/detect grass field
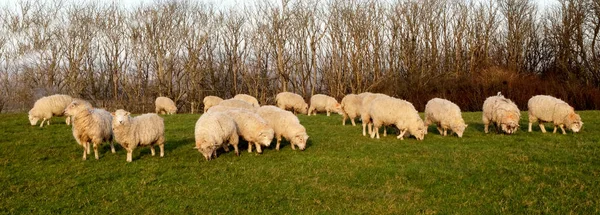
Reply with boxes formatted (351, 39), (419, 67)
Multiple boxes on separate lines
(1, 111), (599, 214)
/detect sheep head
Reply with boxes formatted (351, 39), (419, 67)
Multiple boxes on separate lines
(112, 109), (132, 127)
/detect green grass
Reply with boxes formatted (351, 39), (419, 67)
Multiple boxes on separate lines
(1, 111), (599, 214)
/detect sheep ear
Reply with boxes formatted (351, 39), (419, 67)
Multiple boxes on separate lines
(126, 112), (131, 116)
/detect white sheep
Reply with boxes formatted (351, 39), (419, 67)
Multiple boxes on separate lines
(224, 109), (274, 154)
(275, 92), (308, 115)
(341, 94), (362, 126)
(256, 106), (309, 151)
(64, 98), (93, 126)
(28, 94), (73, 127)
(424, 98), (468, 137)
(205, 105), (250, 114)
(233, 94), (260, 108)
(203, 96), (224, 113)
(155, 97), (177, 115)
(64, 101), (115, 160)
(194, 112), (239, 160)
(359, 93), (390, 136)
(112, 109), (165, 162)
(369, 97), (425, 140)
(527, 95), (583, 134)
(308, 94), (343, 116)
(482, 92), (521, 134)
(217, 99), (256, 110)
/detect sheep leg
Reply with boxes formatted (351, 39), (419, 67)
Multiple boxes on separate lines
(126, 149), (133, 162)
(109, 141), (116, 153)
(397, 129), (407, 140)
(484, 123), (489, 134)
(436, 126), (443, 135)
(362, 123), (368, 136)
(40, 119), (46, 128)
(383, 126), (387, 137)
(539, 123), (547, 133)
(254, 143), (262, 154)
(82, 143), (88, 160)
(93, 143), (99, 160)
(248, 143), (253, 153)
(291, 142), (296, 150)
(443, 129), (447, 136)
(326, 110), (331, 116)
(342, 114), (347, 125)
(233, 144), (240, 156)
(553, 126), (557, 134)
(368, 123), (373, 136)
(559, 125), (566, 135)
(276, 135), (282, 151)
(159, 144), (164, 157)
(370, 125), (378, 139)
(351, 118), (356, 126)
(87, 142), (91, 154)
(66, 117), (71, 126)
(150, 146), (156, 156)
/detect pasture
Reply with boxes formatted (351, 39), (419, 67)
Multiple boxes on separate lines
(1, 111), (599, 214)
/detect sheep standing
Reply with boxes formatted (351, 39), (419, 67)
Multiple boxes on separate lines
(155, 97), (177, 115)
(341, 94), (362, 126)
(527, 95), (583, 134)
(217, 99), (256, 110)
(203, 96), (224, 113)
(482, 92), (521, 134)
(369, 97), (425, 140)
(233, 94), (260, 108)
(225, 109), (274, 154)
(256, 106), (309, 151)
(359, 93), (390, 136)
(28, 94), (73, 127)
(194, 112), (239, 160)
(308, 94), (343, 116)
(64, 101), (115, 160)
(424, 98), (468, 137)
(112, 109), (165, 162)
(275, 92), (308, 115)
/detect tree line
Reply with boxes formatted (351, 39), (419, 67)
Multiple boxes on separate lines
(1, 0), (599, 113)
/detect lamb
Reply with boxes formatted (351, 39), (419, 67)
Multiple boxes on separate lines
(155, 97), (177, 115)
(369, 97), (426, 140)
(112, 109), (165, 162)
(308, 94), (343, 116)
(203, 96), (224, 113)
(64, 101), (115, 160)
(360, 93), (390, 136)
(28, 94), (73, 127)
(194, 112), (239, 160)
(233, 94), (260, 108)
(256, 106), (309, 151)
(224, 109), (274, 154)
(424, 98), (468, 137)
(482, 92), (521, 134)
(527, 95), (583, 134)
(341, 94), (362, 126)
(275, 92), (308, 115)
(217, 99), (256, 110)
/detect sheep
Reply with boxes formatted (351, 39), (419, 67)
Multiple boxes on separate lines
(155, 97), (177, 115)
(64, 98), (93, 126)
(424, 98), (468, 137)
(275, 92), (308, 115)
(527, 95), (583, 134)
(194, 112), (239, 160)
(360, 93), (390, 136)
(369, 97), (425, 140)
(28, 94), (73, 127)
(64, 101), (115, 160)
(341, 94), (362, 126)
(206, 105), (250, 114)
(217, 99), (256, 111)
(256, 105), (309, 151)
(233, 94), (260, 108)
(224, 109), (274, 154)
(308, 94), (343, 116)
(112, 109), (165, 162)
(482, 92), (521, 134)
(203, 96), (224, 113)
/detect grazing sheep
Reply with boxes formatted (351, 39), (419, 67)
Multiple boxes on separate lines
(155, 97), (177, 115)
(203, 96), (224, 113)
(64, 101), (115, 160)
(275, 92), (308, 115)
(194, 112), (239, 160)
(369, 97), (425, 140)
(256, 106), (309, 151)
(308, 94), (343, 116)
(28, 94), (73, 127)
(225, 109), (274, 154)
(233, 94), (260, 108)
(424, 98), (468, 137)
(527, 95), (583, 134)
(206, 105), (249, 114)
(112, 109), (165, 162)
(482, 92), (521, 134)
(360, 93), (390, 136)
(217, 99), (256, 110)
(341, 94), (362, 126)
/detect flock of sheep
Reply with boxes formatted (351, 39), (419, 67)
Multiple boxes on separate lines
(27, 92), (583, 162)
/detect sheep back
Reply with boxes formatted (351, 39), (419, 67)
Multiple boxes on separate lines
(275, 92), (308, 115)
(233, 94), (260, 107)
(218, 99), (256, 110)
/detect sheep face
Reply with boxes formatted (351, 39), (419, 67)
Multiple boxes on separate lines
(501, 121), (519, 134)
(195, 138), (215, 161)
(257, 129), (274, 147)
(451, 122), (468, 138)
(298, 104), (309, 115)
(112, 109), (132, 126)
(64, 101), (85, 117)
(332, 103), (344, 115)
(28, 113), (39, 125)
(568, 113), (583, 133)
(291, 133), (309, 151)
(168, 107), (177, 114)
(408, 123), (426, 141)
